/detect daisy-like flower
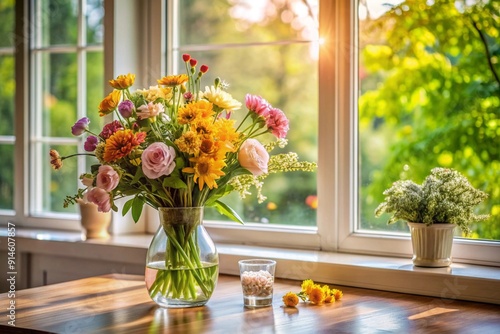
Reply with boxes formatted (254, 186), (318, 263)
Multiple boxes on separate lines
(178, 102), (202, 125)
(214, 118), (240, 144)
(137, 102), (165, 120)
(109, 73), (135, 90)
(183, 155), (226, 190)
(157, 74), (189, 87)
(175, 131), (201, 156)
(103, 129), (147, 163)
(283, 292), (299, 307)
(98, 90), (122, 116)
(191, 118), (215, 137)
(201, 86), (242, 112)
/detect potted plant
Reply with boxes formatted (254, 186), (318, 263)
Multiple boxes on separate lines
(375, 167), (489, 267)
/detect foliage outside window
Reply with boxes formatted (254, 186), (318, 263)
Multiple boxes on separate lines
(359, 0), (499, 240)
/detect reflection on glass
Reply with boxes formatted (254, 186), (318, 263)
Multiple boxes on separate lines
(358, 1), (499, 240)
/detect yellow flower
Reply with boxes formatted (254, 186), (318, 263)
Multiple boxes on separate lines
(201, 86), (242, 111)
(308, 285), (325, 305)
(301, 279), (315, 295)
(214, 118), (240, 144)
(183, 155), (225, 190)
(109, 73), (135, 90)
(322, 285), (335, 303)
(158, 74), (189, 87)
(331, 289), (343, 301)
(98, 90), (122, 116)
(191, 118), (215, 137)
(175, 131), (201, 155)
(136, 85), (172, 102)
(282, 292), (299, 307)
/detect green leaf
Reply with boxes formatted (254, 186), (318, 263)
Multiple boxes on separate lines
(122, 198), (135, 216)
(211, 200), (245, 224)
(131, 167), (145, 185)
(163, 176), (187, 189)
(131, 196), (145, 223)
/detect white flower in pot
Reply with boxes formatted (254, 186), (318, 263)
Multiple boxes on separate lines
(375, 167), (489, 267)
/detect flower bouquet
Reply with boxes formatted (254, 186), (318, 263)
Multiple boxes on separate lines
(50, 54), (316, 307)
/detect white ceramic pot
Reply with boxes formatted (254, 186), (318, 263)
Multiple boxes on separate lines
(407, 222), (456, 267)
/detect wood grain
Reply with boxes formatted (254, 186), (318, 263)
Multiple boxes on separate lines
(1, 274), (499, 333)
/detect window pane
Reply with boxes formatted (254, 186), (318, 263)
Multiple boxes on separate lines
(0, 55), (15, 136)
(178, 0), (318, 45)
(86, 0), (104, 45)
(44, 144), (79, 213)
(86, 51), (104, 126)
(358, 0), (500, 240)
(39, 0), (78, 46)
(176, 1), (318, 226)
(41, 52), (77, 137)
(0, 0), (15, 47)
(0, 144), (14, 210)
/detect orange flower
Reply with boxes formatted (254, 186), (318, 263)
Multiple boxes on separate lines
(49, 149), (63, 170)
(157, 74), (189, 87)
(331, 289), (343, 301)
(282, 292), (299, 307)
(109, 73), (135, 90)
(98, 90), (121, 116)
(103, 129), (146, 163)
(308, 285), (325, 305)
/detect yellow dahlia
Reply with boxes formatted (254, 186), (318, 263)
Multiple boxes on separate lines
(301, 279), (315, 295)
(103, 129), (146, 163)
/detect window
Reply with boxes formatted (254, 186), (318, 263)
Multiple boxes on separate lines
(2, 0), (498, 267)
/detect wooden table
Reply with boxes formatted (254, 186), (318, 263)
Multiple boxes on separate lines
(1, 274), (499, 333)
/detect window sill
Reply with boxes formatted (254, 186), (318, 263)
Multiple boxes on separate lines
(2, 228), (499, 305)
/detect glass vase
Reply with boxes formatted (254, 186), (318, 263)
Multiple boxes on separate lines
(145, 207), (219, 308)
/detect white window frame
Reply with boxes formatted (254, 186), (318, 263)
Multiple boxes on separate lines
(2, 0), (498, 267)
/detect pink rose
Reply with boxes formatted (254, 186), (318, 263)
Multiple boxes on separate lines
(87, 187), (111, 212)
(238, 138), (269, 176)
(137, 102), (165, 120)
(141, 142), (176, 179)
(96, 165), (119, 192)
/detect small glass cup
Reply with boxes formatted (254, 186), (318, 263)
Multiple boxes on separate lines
(238, 259), (276, 308)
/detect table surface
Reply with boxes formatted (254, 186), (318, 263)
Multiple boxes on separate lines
(1, 274), (500, 334)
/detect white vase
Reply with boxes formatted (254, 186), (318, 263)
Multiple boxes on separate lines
(407, 222), (456, 267)
(78, 201), (111, 239)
